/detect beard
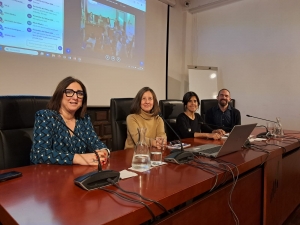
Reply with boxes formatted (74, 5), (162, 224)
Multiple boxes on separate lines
(218, 99), (228, 107)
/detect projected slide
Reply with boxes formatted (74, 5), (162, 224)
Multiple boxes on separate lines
(0, 0), (64, 55)
(0, 0), (146, 70)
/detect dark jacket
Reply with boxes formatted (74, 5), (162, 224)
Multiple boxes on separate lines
(205, 105), (241, 133)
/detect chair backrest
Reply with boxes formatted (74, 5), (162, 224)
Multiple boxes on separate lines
(159, 99), (184, 142)
(110, 98), (133, 151)
(0, 96), (51, 170)
(200, 99), (235, 121)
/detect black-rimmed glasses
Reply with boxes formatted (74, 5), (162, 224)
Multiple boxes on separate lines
(64, 89), (85, 99)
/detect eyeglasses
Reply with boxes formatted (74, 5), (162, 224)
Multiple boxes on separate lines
(64, 89), (85, 99)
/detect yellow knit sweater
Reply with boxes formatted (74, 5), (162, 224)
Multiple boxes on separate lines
(124, 110), (166, 149)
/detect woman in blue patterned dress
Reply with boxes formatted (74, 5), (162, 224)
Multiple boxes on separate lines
(30, 76), (110, 166)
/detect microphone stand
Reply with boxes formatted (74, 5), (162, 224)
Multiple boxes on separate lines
(246, 114), (276, 138)
(246, 115), (277, 123)
(51, 111), (120, 190)
(159, 114), (194, 164)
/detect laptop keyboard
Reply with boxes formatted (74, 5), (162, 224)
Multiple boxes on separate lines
(200, 146), (221, 154)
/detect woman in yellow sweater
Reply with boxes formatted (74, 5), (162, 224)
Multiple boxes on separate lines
(125, 87), (166, 149)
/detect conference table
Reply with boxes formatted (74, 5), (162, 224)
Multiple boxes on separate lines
(0, 128), (300, 225)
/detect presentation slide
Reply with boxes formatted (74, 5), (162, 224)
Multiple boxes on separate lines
(0, 0), (146, 70)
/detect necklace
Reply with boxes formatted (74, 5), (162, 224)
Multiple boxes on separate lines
(185, 112), (195, 120)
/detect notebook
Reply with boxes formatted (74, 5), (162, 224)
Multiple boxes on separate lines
(184, 123), (257, 158)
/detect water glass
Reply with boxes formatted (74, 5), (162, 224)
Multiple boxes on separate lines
(149, 138), (162, 166)
(273, 123), (282, 138)
(266, 122), (275, 137)
(156, 137), (166, 151)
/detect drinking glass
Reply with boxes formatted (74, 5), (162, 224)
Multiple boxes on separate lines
(149, 138), (162, 166)
(131, 128), (151, 170)
(266, 122), (275, 137)
(155, 137), (166, 151)
(273, 123), (282, 138)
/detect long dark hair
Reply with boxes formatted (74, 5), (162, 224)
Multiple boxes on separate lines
(182, 91), (200, 110)
(47, 76), (87, 118)
(130, 87), (160, 116)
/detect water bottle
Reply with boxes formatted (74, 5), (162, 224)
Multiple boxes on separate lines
(131, 127), (151, 170)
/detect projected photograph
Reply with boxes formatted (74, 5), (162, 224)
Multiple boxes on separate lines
(81, 0), (135, 61)
(0, 0), (146, 70)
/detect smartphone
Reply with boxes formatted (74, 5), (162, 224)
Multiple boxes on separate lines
(0, 171), (22, 182)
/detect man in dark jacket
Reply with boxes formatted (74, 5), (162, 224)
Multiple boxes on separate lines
(205, 89), (241, 133)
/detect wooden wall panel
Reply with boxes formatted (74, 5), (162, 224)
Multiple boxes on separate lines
(87, 107), (112, 149)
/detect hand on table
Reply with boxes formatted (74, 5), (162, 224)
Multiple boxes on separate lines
(73, 149), (109, 166)
(212, 129), (226, 136)
(207, 133), (222, 140)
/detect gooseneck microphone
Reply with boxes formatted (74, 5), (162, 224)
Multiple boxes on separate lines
(51, 111), (120, 191)
(158, 113), (194, 164)
(246, 114), (278, 138)
(246, 115), (277, 123)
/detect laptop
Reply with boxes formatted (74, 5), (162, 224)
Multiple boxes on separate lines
(184, 123), (257, 158)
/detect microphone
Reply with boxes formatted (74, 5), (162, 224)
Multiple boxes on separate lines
(255, 125), (269, 138)
(158, 113), (194, 164)
(51, 111), (120, 191)
(246, 115), (277, 123)
(246, 114), (276, 138)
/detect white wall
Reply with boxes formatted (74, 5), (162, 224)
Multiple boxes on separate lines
(182, 0), (300, 130)
(167, 4), (187, 99)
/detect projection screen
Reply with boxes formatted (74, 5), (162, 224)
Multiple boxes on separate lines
(0, 0), (167, 106)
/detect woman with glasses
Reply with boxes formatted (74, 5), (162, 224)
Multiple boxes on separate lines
(30, 76), (110, 166)
(176, 91), (224, 140)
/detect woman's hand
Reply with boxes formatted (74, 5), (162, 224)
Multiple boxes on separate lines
(95, 149), (109, 165)
(212, 129), (226, 136)
(73, 149), (109, 166)
(206, 133), (221, 140)
(155, 137), (167, 150)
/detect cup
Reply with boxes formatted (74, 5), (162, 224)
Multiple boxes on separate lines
(273, 123), (282, 138)
(155, 137), (166, 151)
(266, 122), (275, 137)
(149, 138), (163, 166)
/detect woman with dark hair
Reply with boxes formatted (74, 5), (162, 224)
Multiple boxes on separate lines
(125, 87), (166, 149)
(30, 76), (109, 165)
(176, 91), (224, 139)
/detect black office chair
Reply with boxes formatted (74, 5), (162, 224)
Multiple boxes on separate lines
(110, 98), (133, 151)
(0, 96), (50, 170)
(200, 99), (235, 121)
(159, 100), (184, 142)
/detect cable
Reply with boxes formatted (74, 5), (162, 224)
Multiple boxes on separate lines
(251, 141), (287, 154)
(107, 178), (170, 215)
(99, 187), (156, 222)
(186, 159), (219, 191)
(264, 142), (287, 153)
(280, 135), (300, 142)
(187, 156), (240, 225)
(191, 156), (232, 190)
(99, 178), (171, 224)
(249, 144), (271, 165)
(212, 159), (240, 225)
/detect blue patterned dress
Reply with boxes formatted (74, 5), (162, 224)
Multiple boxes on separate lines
(30, 109), (107, 165)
